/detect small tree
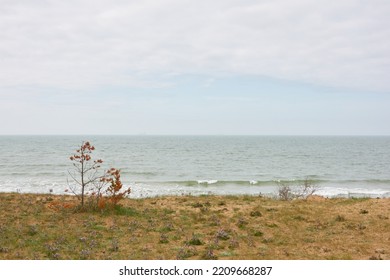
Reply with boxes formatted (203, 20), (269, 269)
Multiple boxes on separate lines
(68, 141), (103, 207)
(98, 168), (131, 209)
(68, 141), (131, 210)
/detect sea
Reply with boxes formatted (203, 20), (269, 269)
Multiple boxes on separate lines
(0, 136), (389, 198)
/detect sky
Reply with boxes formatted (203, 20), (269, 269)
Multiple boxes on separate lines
(1, 0), (390, 135)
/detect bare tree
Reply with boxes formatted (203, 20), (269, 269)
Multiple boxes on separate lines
(277, 182), (294, 201)
(297, 177), (318, 199)
(68, 141), (103, 207)
(277, 177), (318, 200)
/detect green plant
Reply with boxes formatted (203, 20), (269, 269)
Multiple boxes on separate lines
(191, 202), (203, 208)
(254, 230), (264, 237)
(335, 215), (346, 222)
(202, 248), (218, 260)
(187, 234), (203, 246)
(250, 210), (262, 217)
(111, 239), (120, 251)
(237, 217), (248, 228)
(215, 229), (230, 240)
(159, 234), (169, 244)
(176, 245), (197, 260)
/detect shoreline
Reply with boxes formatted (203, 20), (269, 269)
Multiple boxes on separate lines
(1, 182), (390, 199)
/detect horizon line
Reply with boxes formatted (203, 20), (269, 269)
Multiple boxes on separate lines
(1, 134), (390, 137)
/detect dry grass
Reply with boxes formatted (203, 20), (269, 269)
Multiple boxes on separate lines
(0, 193), (389, 260)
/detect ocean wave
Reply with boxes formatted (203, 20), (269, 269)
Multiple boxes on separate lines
(160, 180), (270, 186)
(121, 171), (159, 176)
(131, 178), (390, 187)
(197, 180), (218, 185)
(2, 177), (390, 198)
(317, 187), (390, 199)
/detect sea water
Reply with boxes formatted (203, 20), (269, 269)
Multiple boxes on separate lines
(0, 136), (389, 198)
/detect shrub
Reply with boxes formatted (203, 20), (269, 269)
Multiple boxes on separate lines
(237, 217), (248, 228)
(202, 248), (218, 260)
(277, 183), (294, 201)
(159, 234), (169, 244)
(277, 178), (318, 200)
(187, 234), (203, 246)
(176, 246), (197, 260)
(298, 178), (318, 199)
(250, 210), (262, 217)
(68, 141), (130, 210)
(215, 229), (230, 240)
(98, 168), (131, 210)
(335, 215), (346, 222)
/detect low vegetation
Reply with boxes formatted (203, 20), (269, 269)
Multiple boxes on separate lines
(68, 141), (130, 210)
(0, 193), (389, 260)
(277, 177), (318, 201)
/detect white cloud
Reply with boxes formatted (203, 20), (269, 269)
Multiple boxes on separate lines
(0, 0), (390, 92)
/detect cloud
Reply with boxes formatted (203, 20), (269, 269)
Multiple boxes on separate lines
(0, 0), (390, 92)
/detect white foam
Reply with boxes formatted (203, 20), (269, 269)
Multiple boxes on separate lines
(316, 186), (390, 198)
(197, 180), (218, 185)
(2, 178), (390, 199)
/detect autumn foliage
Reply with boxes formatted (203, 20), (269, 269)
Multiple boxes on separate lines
(97, 168), (131, 210)
(68, 141), (130, 210)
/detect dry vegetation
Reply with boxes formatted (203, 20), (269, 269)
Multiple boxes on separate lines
(0, 193), (389, 260)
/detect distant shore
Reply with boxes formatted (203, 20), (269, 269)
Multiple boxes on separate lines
(0, 192), (389, 260)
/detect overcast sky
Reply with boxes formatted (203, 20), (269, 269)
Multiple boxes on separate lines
(1, 0), (390, 135)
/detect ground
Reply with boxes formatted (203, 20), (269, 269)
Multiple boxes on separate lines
(0, 193), (389, 260)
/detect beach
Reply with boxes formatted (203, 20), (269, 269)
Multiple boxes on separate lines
(1, 193), (389, 260)
(1, 136), (389, 260)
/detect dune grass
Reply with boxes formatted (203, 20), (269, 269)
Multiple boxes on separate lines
(0, 193), (389, 260)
